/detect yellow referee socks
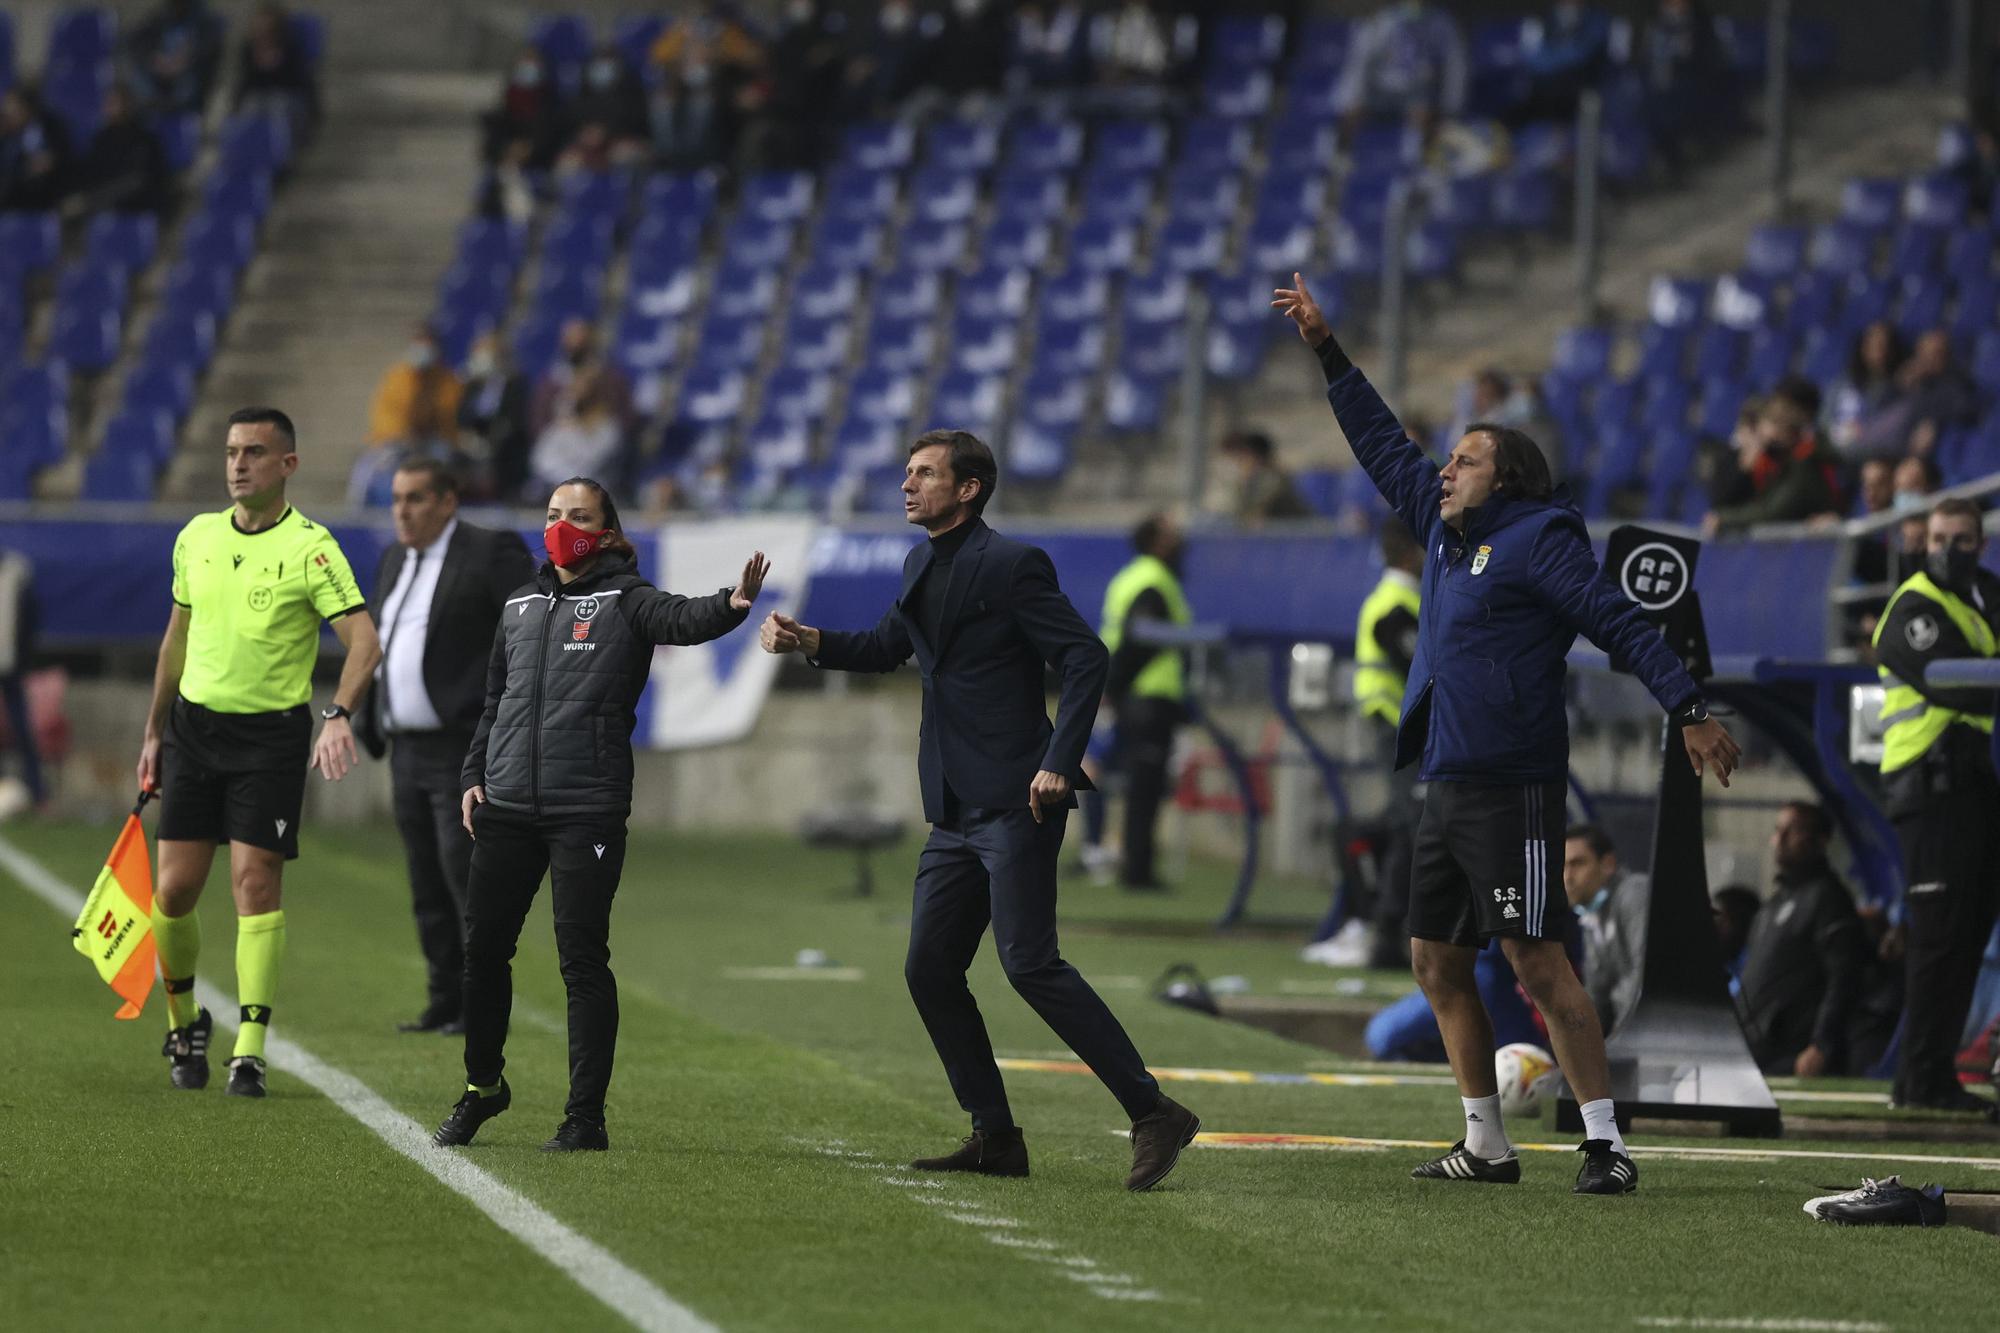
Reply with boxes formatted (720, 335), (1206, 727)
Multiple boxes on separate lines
(151, 904), (202, 1030)
(231, 910), (286, 1061)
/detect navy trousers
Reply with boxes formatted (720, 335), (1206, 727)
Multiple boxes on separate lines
(904, 804), (1162, 1130)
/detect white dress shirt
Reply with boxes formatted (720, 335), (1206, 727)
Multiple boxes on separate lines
(377, 517), (457, 733)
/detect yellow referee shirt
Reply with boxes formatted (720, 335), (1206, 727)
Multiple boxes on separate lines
(171, 507), (365, 714)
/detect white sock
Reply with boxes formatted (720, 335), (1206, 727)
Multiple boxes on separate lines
(1580, 1098), (1628, 1154)
(1461, 1094), (1510, 1159)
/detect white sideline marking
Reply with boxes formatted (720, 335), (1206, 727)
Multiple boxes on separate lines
(0, 835), (715, 1333)
(719, 965), (865, 982)
(804, 1143), (1165, 1302)
(1632, 1312), (1880, 1320)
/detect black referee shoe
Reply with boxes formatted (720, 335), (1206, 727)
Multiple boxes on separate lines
(542, 1115), (609, 1152)
(1412, 1141), (1521, 1183)
(1573, 1140), (1638, 1195)
(162, 1007), (213, 1091)
(224, 1055), (267, 1098)
(433, 1079), (511, 1146)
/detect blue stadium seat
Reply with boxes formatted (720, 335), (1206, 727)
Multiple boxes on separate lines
(1796, 326), (1845, 388)
(823, 166), (899, 222)
(1694, 376), (1748, 440)
(944, 314), (1019, 376)
(1102, 369), (1167, 434)
(1006, 419), (1076, 484)
(1202, 65), (1272, 118)
(780, 311), (851, 375)
(154, 111), (201, 175)
(760, 369), (835, 424)
(1840, 178), (1901, 232)
(1005, 119), (1084, 173)
(529, 15), (592, 92)
(1040, 267), (1108, 321)
(740, 410), (813, 474)
(1492, 168), (1556, 231)
(923, 119), (1000, 171)
(1331, 218), (1384, 284)
(845, 367), (919, 424)
(1886, 222), (1946, 282)
(982, 216), (1052, 269)
(556, 169), (630, 223)
(895, 218), (969, 271)
(1512, 123), (1574, 175)
(1895, 276), (1950, 339)
(829, 414), (904, 473)
(0, 212), (61, 277)
(82, 446), (159, 501)
(1691, 324), (1744, 381)
(1404, 220), (1459, 283)
(1782, 270), (1840, 337)
(674, 365), (748, 428)
(637, 171), (719, 231)
(739, 171), (816, 224)
(1243, 215), (1315, 272)
(931, 369), (1005, 434)
(809, 216), (883, 270)
(1177, 116), (1252, 175)
(538, 213), (615, 270)
(1158, 217), (1226, 276)
(1427, 173), (1494, 232)
(692, 311), (765, 371)
(905, 168), (981, 225)
(1208, 14), (1285, 70)
(529, 265), (604, 322)
(1163, 165), (1240, 225)
(611, 310), (681, 376)
(957, 265), (1032, 321)
(1265, 110), (1337, 175)
(1078, 171), (1154, 227)
(1120, 317), (1185, 382)
(1807, 221), (1873, 274)
(1743, 224), (1806, 279)
(1903, 174), (1969, 228)
(790, 263), (862, 322)
(1950, 274), (1995, 347)
(626, 253), (698, 320)
(1124, 269), (1188, 324)
(1711, 272), (1775, 331)
(868, 322), (936, 378)
(1066, 219), (1136, 273)
(1550, 326), (1614, 383)
(873, 267), (944, 322)
(1944, 223), (1995, 288)
(1033, 315), (1105, 372)
(1971, 330), (2000, 396)
(991, 169), (1069, 224)
(1205, 319), (1268, 383)
(1288, 18), (1352, 84)
(121, 360), (195, 420)
(839, 120), (915, 173)
(1091, 120), (1168, 174)
(141, 304), (217, 374)
(719, 216), (796, 269)
(1647, 276), (1708, 329)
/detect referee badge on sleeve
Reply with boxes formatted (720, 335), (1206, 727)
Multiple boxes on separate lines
(1471, 544), (1492, 575)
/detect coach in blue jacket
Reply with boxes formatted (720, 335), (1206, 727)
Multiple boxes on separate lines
(1275, 276), (1740, 1196)
(758, 429), (1200, 1192)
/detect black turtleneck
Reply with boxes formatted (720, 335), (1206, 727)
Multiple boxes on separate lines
(917, 519), (976, 649)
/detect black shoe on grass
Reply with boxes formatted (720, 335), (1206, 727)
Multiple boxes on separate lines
(162, 1007), (213, 1091)
(1127, 1096), (1200, 1191)
(224, 1055), (266, 1098)
(1809, 1176), (1946, 1227)
(1892, 1085), (1995, 1116)
(541, 1115), (609, 1152)
(1573, 1140), (1637, 1195)
(911, 1129), (1029, 1177)
(433, 1079), (511, 1146)
(1412, 1141), (1521, 1184)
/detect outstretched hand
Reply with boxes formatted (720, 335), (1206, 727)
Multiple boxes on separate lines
(1271, 272), (1331, 346)
(760, 611), (818, 657)
(1683, 717), (1741, 788)
(731, 551), (770, 611)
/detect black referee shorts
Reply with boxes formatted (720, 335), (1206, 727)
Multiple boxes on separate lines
(1407, 777), (1566, 947)
(157, 698), (311, 860)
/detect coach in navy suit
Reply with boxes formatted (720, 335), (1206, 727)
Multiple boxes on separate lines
(760, 430), (1199, 1191)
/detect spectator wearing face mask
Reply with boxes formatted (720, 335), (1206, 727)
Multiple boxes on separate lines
(531, 319), (633, 440)
(564, 44), (649, 168)
(735, 0), (846, 172)
(649, 2), (766, 76)
(456, 333), (531, 502)
(123, 0), (225, 116)
(1335, 0), (1467, 148)
(1506, 1), (1613, 128)
(648, 44), (741, 172)
(231, 1), (320, 132)
(351, 328), (468, 507)
(0, 85), (73, 211)
(482, 46), (565, 169)
(529, 370), (631, 494)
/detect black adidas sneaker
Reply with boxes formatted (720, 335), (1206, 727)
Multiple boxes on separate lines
(1412, 1141), (1521, 1183)
(225, 1055), (267, 1098)
(162, 1007), (213, 1091)
(1573, 1140), (1638, 1195)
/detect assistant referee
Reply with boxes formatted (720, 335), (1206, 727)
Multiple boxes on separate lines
(138, 408), (381, 1098)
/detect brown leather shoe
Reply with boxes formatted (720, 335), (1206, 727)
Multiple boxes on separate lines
(910, 1129), (1029, 1177)
(1126, 1096), (1200, 1191)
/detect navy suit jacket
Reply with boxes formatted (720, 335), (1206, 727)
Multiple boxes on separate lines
(810, 518), (1107, 823)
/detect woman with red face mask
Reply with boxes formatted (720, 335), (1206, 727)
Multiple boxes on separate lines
(432, 476), (768, 1151)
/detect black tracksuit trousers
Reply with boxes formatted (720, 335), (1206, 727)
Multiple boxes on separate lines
(462, 801), (628, 1120)
(1894, 788), (2000, 1100)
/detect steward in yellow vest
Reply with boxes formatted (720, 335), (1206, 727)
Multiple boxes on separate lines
(1098, 515), (1192, 890)
(1870, 497), (2000, 1114)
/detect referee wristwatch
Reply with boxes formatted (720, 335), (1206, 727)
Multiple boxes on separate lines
(321, 703), (353, 722)
(1674, 700), (1709, 727)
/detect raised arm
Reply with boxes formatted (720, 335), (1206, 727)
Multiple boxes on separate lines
(1272, 274), (1443, 541)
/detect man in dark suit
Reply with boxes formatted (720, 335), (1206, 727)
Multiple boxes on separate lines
(759, 429), (1200, 1191)
(358, 458), (534, 1033)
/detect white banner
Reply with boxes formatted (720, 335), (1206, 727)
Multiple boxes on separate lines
(643, 517), (817, 750)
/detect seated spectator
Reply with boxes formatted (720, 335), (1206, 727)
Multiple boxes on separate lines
(457, 333), (531, 502)
(1737, 802), (1866, 1077)
(232, 2), (321, 131)
(531, 319), (633, 436)
(650, 3), (765, 82)
(1008, 2), (1092, 92)
(0, 85), (73, 211)
(123, 0), (225, 116)
(735, 0), (846, 172)
(648, 48), (742, 172)
(562, 44), (649, 168)
(66, 84), (169, 216)
(1641, 0), (1727, 171)
(368, 326), (463, 451)
(1335, 0), (1467, 146)
(1698, 395), (1764, 510)
(1221, 429), (1313, 526)
(481, 46), (565, 170)
(1711, 884), (1759, 985)
(1848, 456), (1899, 597)
(1564, 824), (1647, 1037)
(1506, 2), (1614, 127)
(843, 0), (943, 118)
(1826, 320), (1913, 461)
(529, 370), (630, 493)
(348, 438), (467, 510)
(1703, 394), (1842, 535)
(1898, 328), (1982, 458)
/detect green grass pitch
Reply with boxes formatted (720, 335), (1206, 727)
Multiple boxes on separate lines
(1, 818), (1991, 1331)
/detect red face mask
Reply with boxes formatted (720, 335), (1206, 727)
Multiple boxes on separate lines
(545, 520), (608, 569)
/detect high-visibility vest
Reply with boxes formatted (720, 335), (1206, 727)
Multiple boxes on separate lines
(1872, 570), (1996, 774)
(1354, 570), (1421, 725)
(1100, 554), (1192, 701)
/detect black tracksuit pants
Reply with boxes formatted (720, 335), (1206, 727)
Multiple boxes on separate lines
(462, 801), (627, 1120)
(1894, 788), (2000, 1100)
(905, 804), (1162, 1131)
(390, 730), (476, 1018)
(1115, 696), (1179, 887)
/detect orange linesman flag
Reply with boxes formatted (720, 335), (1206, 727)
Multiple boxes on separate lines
(69, 792), (158, 1019)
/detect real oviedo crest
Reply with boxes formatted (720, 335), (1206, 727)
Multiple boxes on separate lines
(1471, 544), (1492, 575)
